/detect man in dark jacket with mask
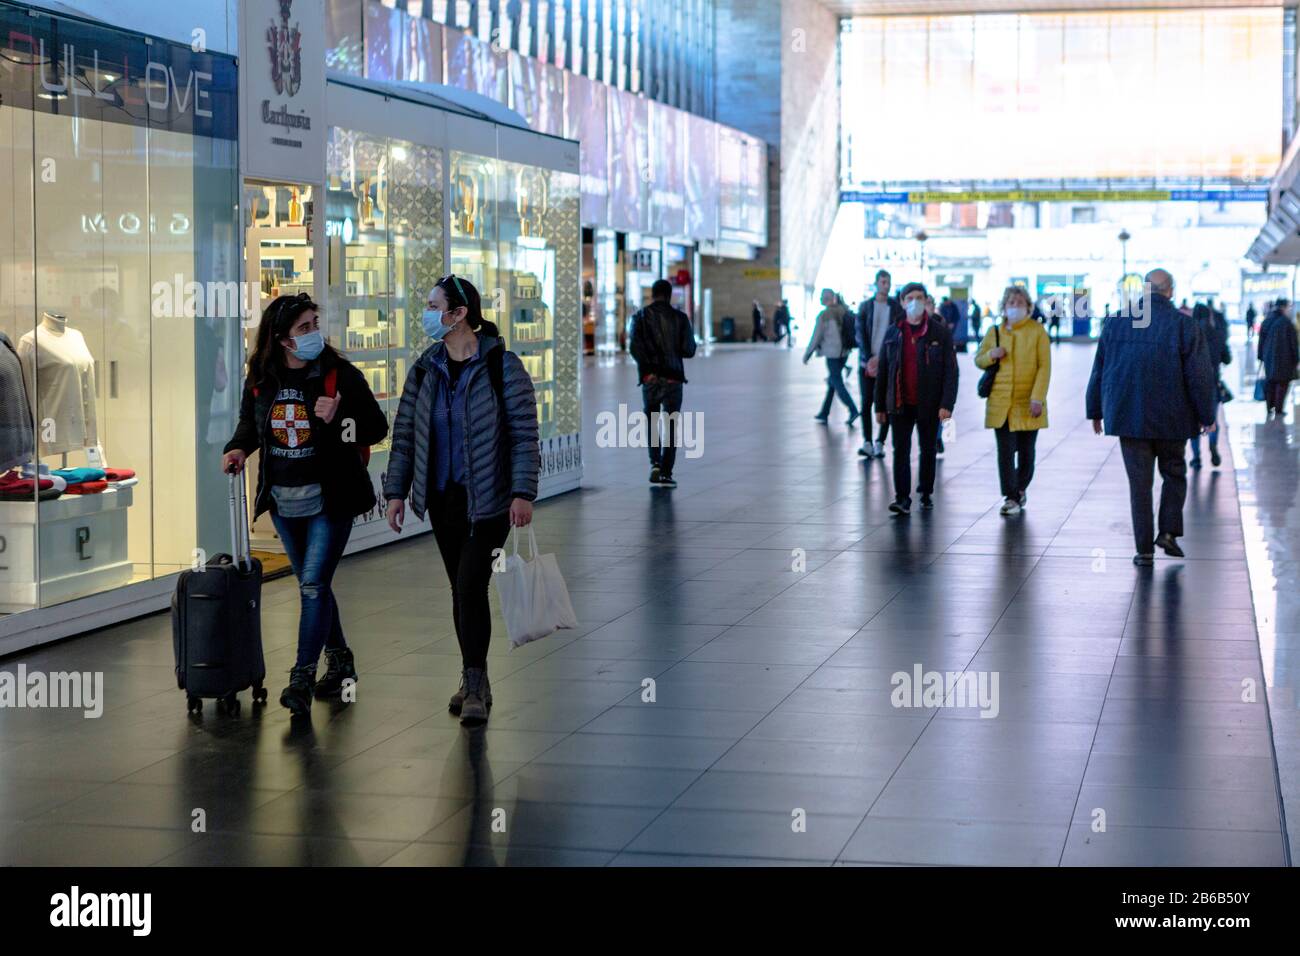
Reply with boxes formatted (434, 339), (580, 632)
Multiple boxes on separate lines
(1086, 269), (1216, 565)
(629, 279), (697, 488)
(874, 281), (959, 515)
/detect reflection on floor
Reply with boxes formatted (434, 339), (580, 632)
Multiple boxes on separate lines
(0, 338), (1290, 865)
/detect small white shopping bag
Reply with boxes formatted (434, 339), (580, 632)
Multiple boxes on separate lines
(495, 524), (578, 649)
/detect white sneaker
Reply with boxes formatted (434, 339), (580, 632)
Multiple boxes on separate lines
(873, 440), (885, 458)
(999, 497), (1021, 516)
(1018, 491), (1027, 508)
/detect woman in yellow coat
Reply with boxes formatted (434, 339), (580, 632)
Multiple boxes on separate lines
(974, 286), (1051, 515)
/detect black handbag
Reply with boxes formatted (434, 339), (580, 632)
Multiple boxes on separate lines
(977, 327), (1000, 399)
(1217, 380), (1233, 404)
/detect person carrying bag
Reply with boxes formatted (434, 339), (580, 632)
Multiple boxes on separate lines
(975, 285), (1051, 516)
(383, 274), (541, 726)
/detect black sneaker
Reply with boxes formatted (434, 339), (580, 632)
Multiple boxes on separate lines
(1133, 553), (1154, 567)
(657, 474), (677, 488)
(889, 498), (911, 516)
(1190, 456), (1202, 469)
(279, 665), (315, 716)
(920, 494), (934, 510)
(649, 465), (661, 485)
(847, 411), (860, 428)
(1211, 449), (1222, 467)
(314, 647), (357, 699)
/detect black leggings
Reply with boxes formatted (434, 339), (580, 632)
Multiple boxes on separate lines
(429, 483), (511, 670)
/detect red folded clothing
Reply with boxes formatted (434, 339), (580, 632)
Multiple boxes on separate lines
(65, 480), (108, 495)
(0, 474), (54, 494)
(103, 468), (136, 482)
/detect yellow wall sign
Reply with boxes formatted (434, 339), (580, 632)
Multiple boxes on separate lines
(743, 267), (783, 280)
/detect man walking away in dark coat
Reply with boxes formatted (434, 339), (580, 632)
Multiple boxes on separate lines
(1086, 269), (1216, 565)
(1257, 299), (1299, 421)
(629, 279), (698, 488)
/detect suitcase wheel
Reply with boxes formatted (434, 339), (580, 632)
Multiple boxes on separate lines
(186, 695), (202, 714)
(215, 693), (241, 716)
(252, 682), (269, 705)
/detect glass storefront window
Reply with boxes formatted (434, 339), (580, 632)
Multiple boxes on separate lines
(326, 128), (446, 527)
(0, 2), (240, 613)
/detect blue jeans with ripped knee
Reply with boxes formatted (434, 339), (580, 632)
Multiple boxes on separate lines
(270, 509), (353, 671)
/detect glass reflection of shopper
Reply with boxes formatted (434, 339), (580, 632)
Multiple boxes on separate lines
(223, 294), (390, 715)
(384, 275), (540, 726)
(974, 286), (1051, 516)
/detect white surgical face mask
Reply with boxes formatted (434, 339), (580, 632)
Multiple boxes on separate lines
(1005, 306), (1027, 323)
(904, 299), (925, 319)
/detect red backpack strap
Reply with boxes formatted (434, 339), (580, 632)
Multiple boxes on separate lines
(323, 367), (338, 397)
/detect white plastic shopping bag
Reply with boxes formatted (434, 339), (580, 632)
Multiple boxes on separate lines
(494, 524), (578, 649)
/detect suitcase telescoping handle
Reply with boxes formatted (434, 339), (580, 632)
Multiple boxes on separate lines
(228, 471), (252, 572)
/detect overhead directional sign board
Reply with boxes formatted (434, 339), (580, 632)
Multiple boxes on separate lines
(841, 189), (1269, 204)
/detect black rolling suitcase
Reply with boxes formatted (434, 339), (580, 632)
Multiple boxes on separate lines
(172, 472), (268, 714)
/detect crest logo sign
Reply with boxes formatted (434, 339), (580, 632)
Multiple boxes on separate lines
(267, 0), (302, 97)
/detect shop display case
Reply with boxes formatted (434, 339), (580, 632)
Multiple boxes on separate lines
(450, 151), (581, 479)
(326, 128), (445, 526)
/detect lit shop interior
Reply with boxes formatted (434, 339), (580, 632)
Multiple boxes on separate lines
(0, 2), (241, 633)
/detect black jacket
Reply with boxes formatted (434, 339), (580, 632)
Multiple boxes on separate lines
(225, 351), (390, 519)
(629, 300), (697, 383)
(855, 296), (905, 366)
(1085, 294), (1216, 440)
(1258, 311), (1300, 383)
(874, 318), (959, 415)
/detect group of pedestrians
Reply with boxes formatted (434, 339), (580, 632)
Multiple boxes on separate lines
(802, 264), (1234, 566)
(225, 262), (1281, 727)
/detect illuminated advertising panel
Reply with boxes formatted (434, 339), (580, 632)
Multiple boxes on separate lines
(842, 9), (1281, 183)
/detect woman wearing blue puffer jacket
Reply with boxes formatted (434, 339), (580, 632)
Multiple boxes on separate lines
(383, 274), (540, 726)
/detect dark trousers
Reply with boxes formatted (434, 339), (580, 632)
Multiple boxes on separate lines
(641, 379), (684, 476)
(858, 368), (889, 444)
(994, 425), (1038, 500)
(891, 405), (939, 500)
(429, 483), (512, 670)
(818, 357), (859, 420)
(270, 509), (354, 670)
(1266, 381), (1289, 414)
(1119, 437), (1188, 555)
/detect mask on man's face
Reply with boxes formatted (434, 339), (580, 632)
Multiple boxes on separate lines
(904, 299), (925, 320)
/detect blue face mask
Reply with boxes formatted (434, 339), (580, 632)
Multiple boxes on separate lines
(423, 308), (456, 341)
(290, 329), (324, 361)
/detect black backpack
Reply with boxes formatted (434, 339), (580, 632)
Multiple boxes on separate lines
(840, 310), (857, 354)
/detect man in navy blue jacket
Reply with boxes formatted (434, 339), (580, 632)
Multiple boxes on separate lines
(1086, 269), (1216, 565)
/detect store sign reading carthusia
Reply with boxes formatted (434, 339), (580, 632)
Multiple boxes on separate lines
(0, 0), (237, 140)
(239, 0), (325, 182)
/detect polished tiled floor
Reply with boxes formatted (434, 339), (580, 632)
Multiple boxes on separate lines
(0, 336), (1292, 866)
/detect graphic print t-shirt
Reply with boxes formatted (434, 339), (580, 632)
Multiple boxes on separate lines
(265, 367), (321, 488)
